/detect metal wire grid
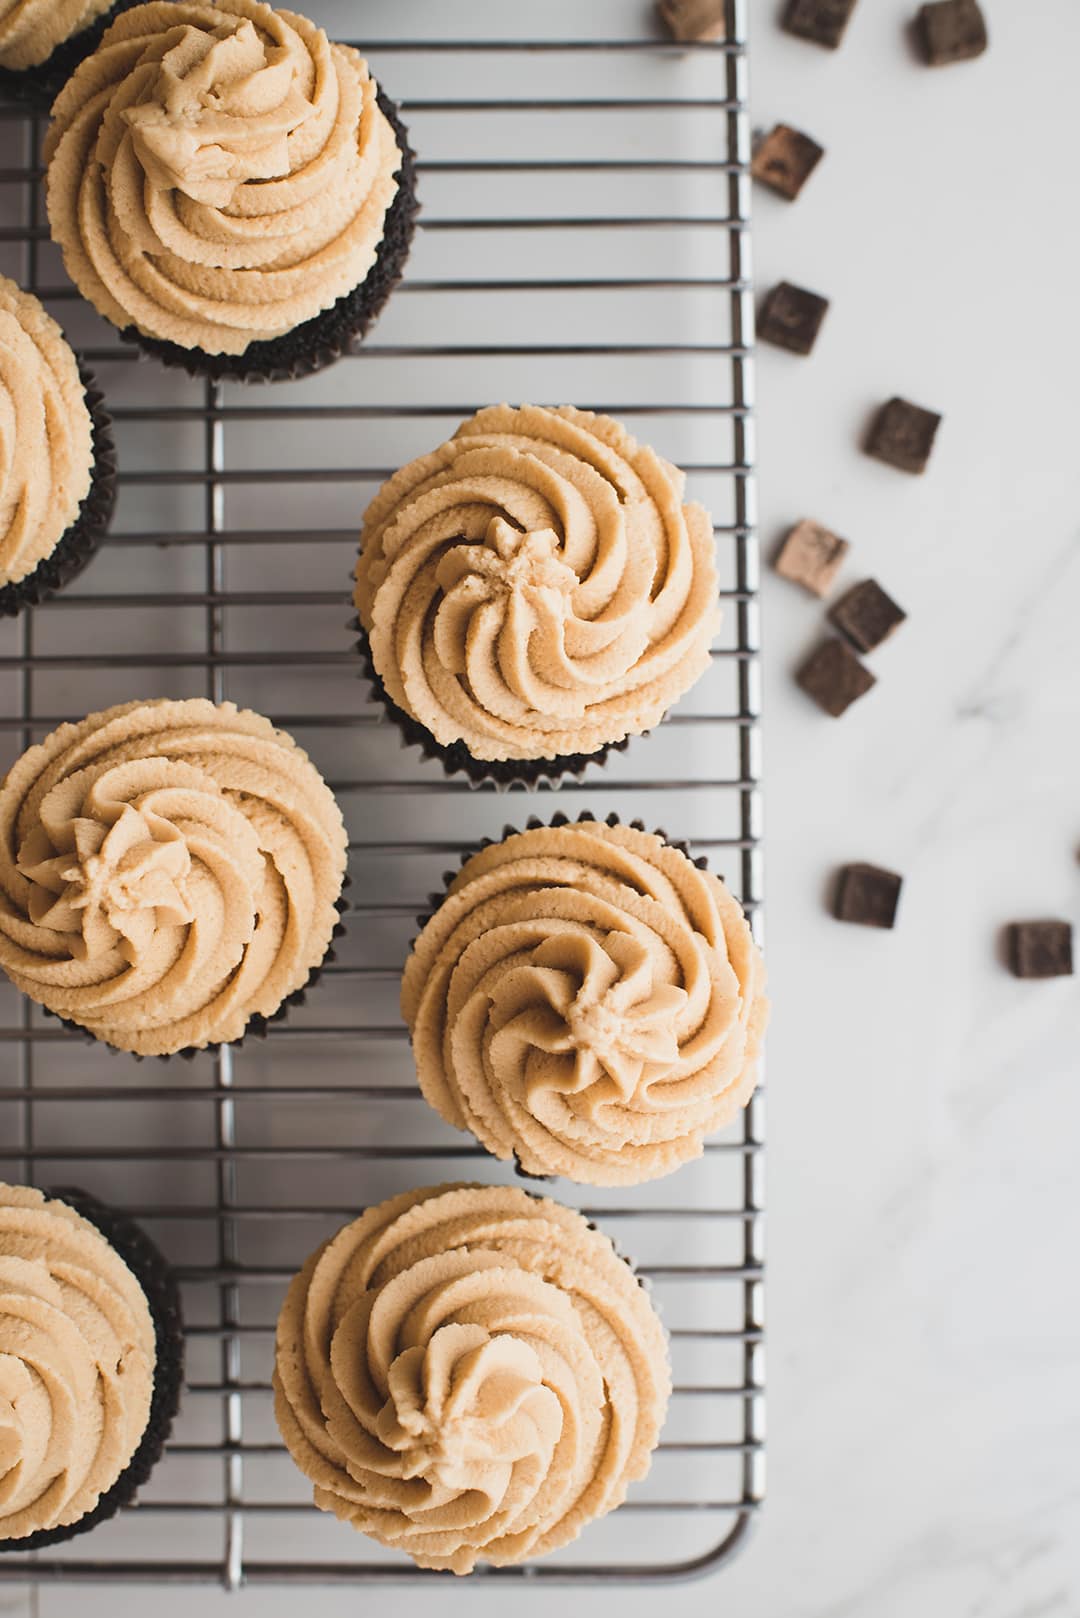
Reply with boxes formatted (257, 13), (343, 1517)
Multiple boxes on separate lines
(0, 0), (763, 1587)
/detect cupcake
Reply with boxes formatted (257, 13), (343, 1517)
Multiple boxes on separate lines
(0, 698), (348, 1056)
(0, 0), (144, 105)
(354, 404), (722, 787)
(273, 1182), (670, 1574)
(0, 1182), (182, 1549)
(44, 0), (418, 383)
(0, 276), (116, 617)
(402, 817), (768, 1185)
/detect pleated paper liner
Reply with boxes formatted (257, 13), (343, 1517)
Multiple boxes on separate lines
(354, 623), (632, 791)
(0, 0), (147, 107)
(119, 89), (419, 384)
(0, 1186), (183, 1553)
(45, 881), (350, 1062)
(0, 367), (116, 618)
(406, 809), (720, 1185)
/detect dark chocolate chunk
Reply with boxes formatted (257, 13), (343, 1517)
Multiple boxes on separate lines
(774, 519), (850, 598)
(865, 397), (942, 474)
(834, 863), (903, 929)
(796, 638), (875, 717)
(915, 0), (987, 64)
(657, 0), (727, 40)
(782, 0), (858, 49)
(758, 281), (829, 356)
(751, 124), (825, 200)
(1006, 921), (1073, 980)
(829, 579), (907, 652)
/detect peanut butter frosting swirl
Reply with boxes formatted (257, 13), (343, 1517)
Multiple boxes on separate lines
(402, 821), (768, 1186)
(0, 277), (93, 589)
(355, 405), (721, 762)
(273, 1183), (670, 1573)
(0, 699), (348, 1055)
(44, 0), (402, 355)
(0, 0), (112, 70)
(0, 1184), (154, 1540)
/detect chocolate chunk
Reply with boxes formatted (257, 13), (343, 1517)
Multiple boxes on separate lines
(758, 281), (829, 356)
(657, 0), (727, 40)
(829, 579), (906, 652)
(774, 519), (850, 598)
(796, 638), (875, 717)
(1006, 921), (1074, 980)
(834, 863), (903, 929)
(782, 0), (859, 49)
(751, 124), (825, 201)
(865, 397), (942, 474)
(915, 0), (988, 64)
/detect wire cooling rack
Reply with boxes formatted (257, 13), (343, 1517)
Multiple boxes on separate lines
(0, 0), (762, 1587)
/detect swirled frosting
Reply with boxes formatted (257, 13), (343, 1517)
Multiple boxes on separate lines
(0, 1184), (154, 1540)
(0, 0), (112, 69)
(402, 820), (767, 1185)
(0, 699), (348, 1055)
(355, 405), (721, 762)
(44, 0), (402, 355)
(273, 1183), (669, 1573)
(0, 277), (93, 589)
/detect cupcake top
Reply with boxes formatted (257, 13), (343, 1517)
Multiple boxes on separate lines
(402, 819), (767, 1185)
(273, 1182), (670, 1574)
(0, 276), (93, 589)
(45, 0), (402, 355)
(0, 698), (348, 1055)
(0, 0), (112, 70)
(0, 1184), (155, 1541)
(355, 404), (721, 763)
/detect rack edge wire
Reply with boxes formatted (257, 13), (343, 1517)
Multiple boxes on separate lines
(0, 0), (764, 1587)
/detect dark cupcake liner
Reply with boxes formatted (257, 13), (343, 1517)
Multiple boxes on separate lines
(0, 367), (116, 618)
(0, 1185), (183, 1553)
(119, 88), (419, 385)
(0, 0), (148, 108)
(354, 622), (629, 792)
(407, 809), (717, 1184)
(45, 881), (350, 1062)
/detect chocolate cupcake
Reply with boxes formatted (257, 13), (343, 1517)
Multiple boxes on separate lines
(0, 0), (145, 105)
(0, 698), (348, 1056)
(0, 277), (115, 617)
(402, 816), (768, 1185)
(0, 1183), (182, 1550)
(354, 405), (722, 787)
(44, 0), (418, 383)
(273, 1182), (670, 1574)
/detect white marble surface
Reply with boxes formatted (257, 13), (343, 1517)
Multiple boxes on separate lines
(6, 1), (1080, 1614)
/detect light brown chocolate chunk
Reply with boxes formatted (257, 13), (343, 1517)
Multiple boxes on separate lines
(657, 0), (727, 42)
(752, 124), (825, 201)
(774, 519), (850, 598)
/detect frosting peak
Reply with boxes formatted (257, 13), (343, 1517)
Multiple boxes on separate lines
(273, 1184), (669, 1573)
(356, 405), (722, 762)
(0, 700), (347, 1055)
(402, 820), (768, 1185)
(45, 1), (403, 355)
(0, 0), (113, 71)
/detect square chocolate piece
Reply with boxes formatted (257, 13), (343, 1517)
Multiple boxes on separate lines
(796, 638), (875, 717)
(751, 124), (825, 201)
(774, 519), (850, 598)
(866, 397), (942, 474)
(834, 863), (903, 929)
(916, 0), (988, 65)
(1006, 921), (1073, 980)
(782, 0), (858, 49)
(829, 579), (906, 652)
(657, 0), (726, 41)
(758, 282), (829, 356)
